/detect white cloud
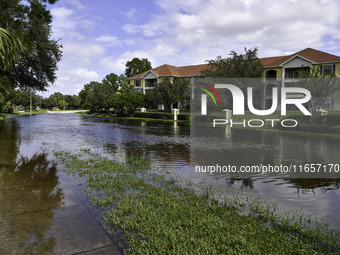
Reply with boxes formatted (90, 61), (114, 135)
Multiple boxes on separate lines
(96, 36), (121, 47)
(127, 8), (137, 20)
(100, 56), (126, 74)
(63, 42), (106, 64)
(67, 0), (86, 10)
(122, 0), (340, 64)
(61, 68), (100, 83)
(46, 0), (340, 97)
(123, 24), (139, 34)
(51, 7), (76, 38)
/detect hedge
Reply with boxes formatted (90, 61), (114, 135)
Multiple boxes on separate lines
(286, 115), (340, 126)
(133, 111), (189, 121)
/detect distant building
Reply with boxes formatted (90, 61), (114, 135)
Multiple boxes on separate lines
(129, 64), (207, 94)
(129, 48), (340, 110)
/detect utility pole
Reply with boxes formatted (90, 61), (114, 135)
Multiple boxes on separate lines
(30, 88), (32, 116)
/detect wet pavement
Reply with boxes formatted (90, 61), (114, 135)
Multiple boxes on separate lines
(0, 165), (121, 255)
(0, 117), (121, 254)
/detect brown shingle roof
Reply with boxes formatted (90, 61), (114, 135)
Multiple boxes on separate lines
(261, 48), (340, 67)
(129, 48), (340, 79)
(129, 64), (208, 79)
(261, 55), (291, 67)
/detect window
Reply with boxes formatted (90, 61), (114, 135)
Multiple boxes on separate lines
(134, 80), (141, 87)
(285, 68), (300, 78)
(145, 79), (157, 87)
(321, 64), (335, 76)
(322, 97), (332, 110)
(266, 70), (277, 79)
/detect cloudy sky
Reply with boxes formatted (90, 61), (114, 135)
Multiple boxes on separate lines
(41, 0), (340, 97)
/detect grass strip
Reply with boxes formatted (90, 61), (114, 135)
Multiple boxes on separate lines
(54, 151), (340, 254)
(76, 112), (190, 124)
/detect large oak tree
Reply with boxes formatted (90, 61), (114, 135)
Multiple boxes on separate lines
(203, 47), (264, 78)
(125, 57), (152, 77)
(0, 0), (62, 92)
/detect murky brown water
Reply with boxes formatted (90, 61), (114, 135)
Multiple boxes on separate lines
(0, 113), (339, 253)
(0, 116), (120, 254)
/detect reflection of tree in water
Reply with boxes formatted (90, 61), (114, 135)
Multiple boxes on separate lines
(226, 178), (340, 191)
(284, 178), (340, 194)
(121, 141), (190, 164)
(0, 118), (19, 167)
(228, 178), (254, 189)
(0, 151), (63, 254)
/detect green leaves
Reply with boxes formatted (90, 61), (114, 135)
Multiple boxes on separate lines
(203, 47), (264, 78)
(125, 57), (152, 77)
(0, 27), (23, 71)
(296, 66), (340, 119)
(147, 78), (190, 111)
(105, 92), (146, 115)
(102, 73), (119, 92)
(0, 0), (62, 91)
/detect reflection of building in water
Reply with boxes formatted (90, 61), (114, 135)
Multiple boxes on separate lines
(273, 133), (340, 167)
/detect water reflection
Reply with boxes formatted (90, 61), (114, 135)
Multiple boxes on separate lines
(0, 118), (63, 254)
(1, 114), (340, 229)
(191, 127), (340, 178)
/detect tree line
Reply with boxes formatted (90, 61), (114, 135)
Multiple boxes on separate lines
(0, 0), (61, 113)
(1, 1), (337, 119)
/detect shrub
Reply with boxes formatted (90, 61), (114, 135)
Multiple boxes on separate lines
(133, 111), (189, 121)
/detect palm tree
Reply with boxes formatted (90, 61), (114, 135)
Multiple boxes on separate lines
(0, 27), (23, 70)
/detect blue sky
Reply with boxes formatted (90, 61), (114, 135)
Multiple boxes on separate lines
(41, 0), (340, 97)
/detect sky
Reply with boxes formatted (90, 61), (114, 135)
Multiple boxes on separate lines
(40, 0), (340, 97)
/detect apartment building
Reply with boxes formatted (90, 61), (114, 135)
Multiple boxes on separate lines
(129, 48), (340, 110)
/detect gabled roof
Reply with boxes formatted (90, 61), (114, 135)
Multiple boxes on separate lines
(129, 64), (208, 79)
(279, 54), (315, 66)
(261, 48), (340, 68)
(129, 48), (340, 79)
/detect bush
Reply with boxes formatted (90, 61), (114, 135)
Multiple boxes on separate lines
(1, 103), (13, 114)
(133, 111), (189, 121)
(134, 112), (173, 120)
(286, 115), (340, 126)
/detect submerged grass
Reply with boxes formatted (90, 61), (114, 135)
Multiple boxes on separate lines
(54, 151), (340, 254)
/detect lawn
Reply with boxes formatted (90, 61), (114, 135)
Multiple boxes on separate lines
(54, 150), (340, 254)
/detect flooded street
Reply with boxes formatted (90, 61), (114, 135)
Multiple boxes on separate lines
(0, 113), (340, 253)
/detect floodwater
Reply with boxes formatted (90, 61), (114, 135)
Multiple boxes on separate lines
(0, 113), (339, 253)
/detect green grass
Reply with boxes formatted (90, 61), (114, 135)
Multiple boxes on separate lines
(54, 150), (340, 254)
(0, 112), (13, 121)
(0, 109), (48, 122)
(78, 111), (190, 124)
(15, 109), (48, 115)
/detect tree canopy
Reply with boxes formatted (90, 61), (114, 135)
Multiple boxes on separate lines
(105, 92), (146, 115)
(297, 67), (340, 118)
(147, 78), (190, 111)
(0, 0), (62, 92)
(118, 74), (134, 93)
(79, 81), (118, 112)
(203, 47), (264, 78)
(125, 57), (152, 77)
(0, 27), (23, 70)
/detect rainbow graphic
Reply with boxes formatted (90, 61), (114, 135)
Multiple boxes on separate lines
(198, 82), (222, 107)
